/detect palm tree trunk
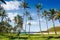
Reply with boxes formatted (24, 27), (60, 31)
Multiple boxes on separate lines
(37, 12), (42, 34)
(29, 25), (30, 37)
(23, 14), (26, 34)
(25, 18), (27, 34)
(24, 24), (27, 34)
(1, 17), (4, 22)
(24, 8), (27, 34)
(52, 19), (57, 35)
(38, 18), (42, 34)
(23, 14), (26, 32)
(45, 17), (49, 35)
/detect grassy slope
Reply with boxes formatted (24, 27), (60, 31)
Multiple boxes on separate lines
(48, 26), (60, 32)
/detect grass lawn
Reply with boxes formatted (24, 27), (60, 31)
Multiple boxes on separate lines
(0, 33), (60, 40)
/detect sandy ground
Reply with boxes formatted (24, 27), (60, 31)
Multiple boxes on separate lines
(34, 32), (60, 34)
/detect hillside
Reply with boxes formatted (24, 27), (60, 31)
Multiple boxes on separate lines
(47, 26), (60, 32)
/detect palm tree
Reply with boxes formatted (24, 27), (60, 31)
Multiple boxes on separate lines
(24, 11), (30, 34)
(5, 17), (12, 32)
(0, 0), (6, 4)
(4, 21), (12, 32)
(35, 3), (42, 34)
(54, 10), (60, 22)
(28, 23), (31, 37)
(21, 0), (29, 9)
(0, 5), (7, 32)
(14, 14), (23, 35)
(0, 20), (12, 32)
(14, 14), (23, 29)
(42, 10), (49, 34)
(21, 0), (29, 34)
(1, 10), (7, 21)
(28, 15), (33, 37)
(0, 6), (7, 21)
(48, 8), (57, 35)
(0, 21), (5, 32)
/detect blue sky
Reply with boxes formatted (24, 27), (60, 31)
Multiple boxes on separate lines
(0, 0), (60, 32)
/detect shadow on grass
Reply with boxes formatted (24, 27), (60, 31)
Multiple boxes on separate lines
(0, 34), (28, 40)
(48, 36), (53, 39)
(54, 36), (60, 39)
(46, 36), (60, 40)
(9, 36), (28, 40)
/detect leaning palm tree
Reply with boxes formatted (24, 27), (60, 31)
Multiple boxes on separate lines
(0, 5), (8, 32)
(42, 10), (49, 34)
(0, 6), (7, 21)
(35, 3), (42, 34)
(1, 10), (7, 21)
(48, 8), (57, 35)
(0, 6), (7, 31)
(0, 0), (6, 4)
(28, 15), (33, 37)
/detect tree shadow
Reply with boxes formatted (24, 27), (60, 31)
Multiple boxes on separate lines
(9, 36), (28, 40)
(0, 34), (28, 40)
(54, 36), (60, 39)
(46, 36), (60, 40)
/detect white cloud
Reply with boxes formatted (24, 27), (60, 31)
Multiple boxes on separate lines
(7, 13), (18, 21)
(1, 1), (22, 10)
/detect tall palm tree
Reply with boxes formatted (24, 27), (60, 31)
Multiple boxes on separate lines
(42, 10), (49, 34)
(36, 3), (42, 34)
(28, 15), (33, 37)
(28, 22), (31, 37)
(21, 0), (29, 34)
(24, 11), (30, 34)
(48, 8), (57, 35)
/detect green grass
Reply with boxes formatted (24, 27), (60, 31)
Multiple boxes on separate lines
(0, 33), (60, 40)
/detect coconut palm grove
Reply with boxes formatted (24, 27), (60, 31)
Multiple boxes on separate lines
(0, 0), (60, 40)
